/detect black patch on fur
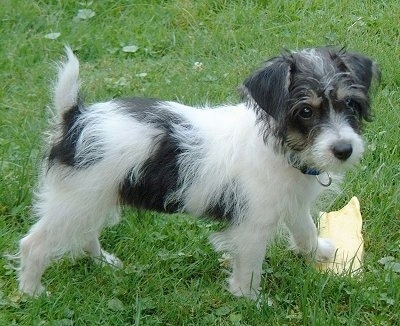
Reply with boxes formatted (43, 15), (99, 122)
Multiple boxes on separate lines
(119, 131), (183, 213)
(207, 202), (233, 221)
(116, 97), (182, 129)
(205, 185), (246, 222)
(116, 98), (193, 140)
(116, 97), (161, 116)
(48, 98), (87, 167)
(48, 97), (104, 168)
(118, 102), (187, 213)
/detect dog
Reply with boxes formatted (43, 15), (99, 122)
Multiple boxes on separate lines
(18, 47), (378, 299)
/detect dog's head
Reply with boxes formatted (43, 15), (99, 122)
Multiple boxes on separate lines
(242, 47), (380, 173)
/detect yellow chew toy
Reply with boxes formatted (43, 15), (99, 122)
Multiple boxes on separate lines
(316, 196), (364, 275)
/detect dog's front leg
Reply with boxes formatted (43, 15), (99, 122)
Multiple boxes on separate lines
(285, 210), (335, 262)
(211, 219), (276, 300)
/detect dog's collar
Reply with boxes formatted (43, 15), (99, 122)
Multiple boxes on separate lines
(301, 167), (332, 187)
(288, 154), (332, 187)
(300, 166), (322, 176)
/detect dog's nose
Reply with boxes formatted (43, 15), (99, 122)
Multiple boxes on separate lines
(332, 142), (353, 160)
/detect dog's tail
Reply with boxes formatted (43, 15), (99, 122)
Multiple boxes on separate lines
(54, 47), (80, 115)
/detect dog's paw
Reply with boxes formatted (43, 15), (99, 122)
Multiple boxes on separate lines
(315, 237), (335, 262)
(228, 275), (259, 300)
(95, 250), (123, 268)
(19, 281), (46, 297)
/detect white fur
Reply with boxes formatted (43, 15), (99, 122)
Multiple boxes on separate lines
(18, 48), (368, 299)
(54, 47), (80, 112)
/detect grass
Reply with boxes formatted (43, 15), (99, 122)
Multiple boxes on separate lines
(1, 0), (399, 324)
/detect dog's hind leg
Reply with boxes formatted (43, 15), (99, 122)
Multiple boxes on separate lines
(18, 170), (119, 296)
(19, 229), (52, 296)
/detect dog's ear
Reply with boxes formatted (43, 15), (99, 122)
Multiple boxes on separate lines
(339, 51), (380, 91)
(242, 56), (292, 120)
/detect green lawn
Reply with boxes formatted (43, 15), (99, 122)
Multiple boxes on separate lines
(1, 0), (399, 325)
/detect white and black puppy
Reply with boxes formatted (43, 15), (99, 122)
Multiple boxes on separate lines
(18, 47), (378, 299)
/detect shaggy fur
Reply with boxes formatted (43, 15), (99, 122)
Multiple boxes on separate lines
(18, 47), (378, 299)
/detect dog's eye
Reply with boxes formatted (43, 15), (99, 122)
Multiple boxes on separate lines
(345, 97), (361, 114)
(345, 97), (355, 108)
(345, 97), (361, 111)
(298, 106), (313, 119)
